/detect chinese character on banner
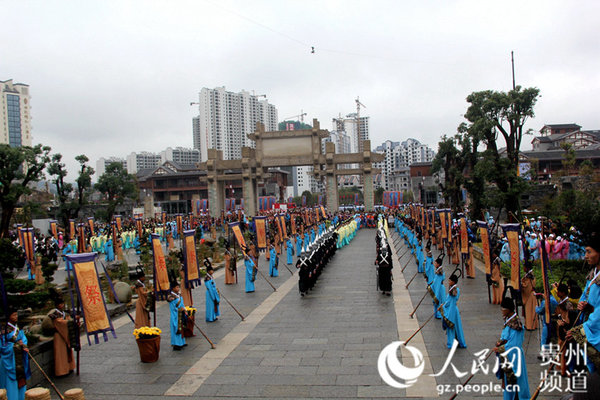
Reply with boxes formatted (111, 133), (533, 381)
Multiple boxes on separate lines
(85, 284), (102, 306)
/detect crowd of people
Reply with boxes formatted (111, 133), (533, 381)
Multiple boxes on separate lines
(3, 203), (599, 400)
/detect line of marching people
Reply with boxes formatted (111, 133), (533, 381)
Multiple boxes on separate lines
(392, 215), (467, 350)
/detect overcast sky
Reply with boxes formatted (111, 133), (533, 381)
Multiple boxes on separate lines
(2, 0), (599, 179)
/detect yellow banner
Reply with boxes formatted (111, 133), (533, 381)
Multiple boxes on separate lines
(74, 260), (110, 334)
(176, 215), (183, 236)
(255, 218), (267, 250)
(446, 211), (453, 244)
(230, 223), (247, 255)
(440, 211), (447, 240)
(279, 215), (287, 239)
(70, 220), (75, 239)
(151, 235), (170, 293)
(185, 234), (199, 282)
(23, 229), (35, 266)
(78, 225), (86, 253)
(460, 218), (468, 254)
(479, 223), (492, 276)
(50, 221), (58, 240)
(506, 229), (521, 289)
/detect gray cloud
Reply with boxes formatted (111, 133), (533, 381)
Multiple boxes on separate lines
(2, 0), (599, 179)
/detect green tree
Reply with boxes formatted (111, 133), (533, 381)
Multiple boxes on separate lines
(464, 86), (540, 216)
(0, 238), (26, 277)
(95, 162), (138, 222)
(432, 135), (464, 210)
(278, 121), (312, 131)
(0, 144), (51, 237)
(300, 190), (313, 206)
(48, 153), (95, 229)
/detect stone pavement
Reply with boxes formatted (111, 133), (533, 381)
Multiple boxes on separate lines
(46, 228), (569, 399)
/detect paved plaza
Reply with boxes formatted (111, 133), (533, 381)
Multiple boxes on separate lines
(50, 228), (564, 399)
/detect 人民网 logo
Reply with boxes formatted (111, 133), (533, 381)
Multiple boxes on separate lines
(377, 341), (425, 388)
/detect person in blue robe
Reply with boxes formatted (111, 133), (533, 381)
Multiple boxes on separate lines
(570, 237), (600, 372)
(167, 283), (186, 350)
(528, 234), (540, 260)
(269, 244), (279, 277)
(442, 274), (467, 349)
(62, 242), (73, 263)
(416, 240), (424, 273)
(133, 235), (141, 254)
(244, 254), (256, 293)
(295, 234), (302, 257)
(494, 298), (530, 400)
(500, 239), (510, 263)
(535, 295), (558, 352)
(0, 309), (31, 400)
(424, 248), (434, 285)
(431, 257), (445, 319)
(104, 238), (115, 262)
(204, 266), (220, 322)
(303, 232), (309, 252)
(310, 228), (316, 244)
(286, 238), (294, 265)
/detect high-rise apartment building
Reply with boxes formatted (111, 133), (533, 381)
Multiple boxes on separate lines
(96, 157), (127, 178)
(160, 147), (200, 165)
(374, 139), (435, 190)
(1, 79), (32, 147)
(334, 114), (369, 154)
(322, 130), (352, 155)
(194, 87), (278, 161)
(126, 152), (162, 174)
(100, 147), (201, 176)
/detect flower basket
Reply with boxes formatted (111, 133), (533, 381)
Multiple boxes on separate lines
(136, 336), (160, 363)
(183, 307), (196, 338)
(133, 327), (162, 363)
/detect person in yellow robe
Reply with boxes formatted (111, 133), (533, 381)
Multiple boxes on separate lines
(224, 243), (237, 284)
(133, 272), (150, 328)
(491, 251), (504, 305)
(521, 267), (538, 330)
(48, 299), (75, 377)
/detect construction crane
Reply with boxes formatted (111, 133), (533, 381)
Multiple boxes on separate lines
(355, 97), (366, 152)
(332, 113), (344, 132)
(284, 110), (307, 123)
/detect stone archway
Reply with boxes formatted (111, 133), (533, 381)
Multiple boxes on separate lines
(198, 119), (383, 216)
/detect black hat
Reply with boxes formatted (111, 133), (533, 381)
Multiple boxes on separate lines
(557, 283), (569, 294)
(501, 297), (515, 311)
(449, 274), (459, 283)
(170, 280), (180, 290)
(588, 232), (600, 253)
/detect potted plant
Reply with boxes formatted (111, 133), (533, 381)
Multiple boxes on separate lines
(133, 326), (161, 363)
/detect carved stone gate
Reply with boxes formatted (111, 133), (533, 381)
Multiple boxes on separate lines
(198, 119), (383, 216)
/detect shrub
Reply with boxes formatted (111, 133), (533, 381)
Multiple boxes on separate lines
(500, 259), (587, 293)
(4, 279), (36, 293)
